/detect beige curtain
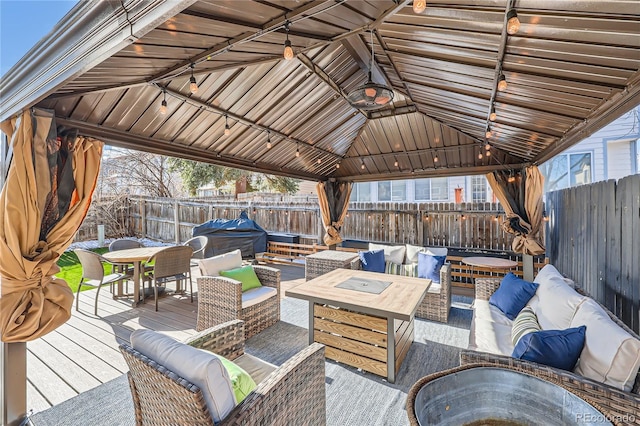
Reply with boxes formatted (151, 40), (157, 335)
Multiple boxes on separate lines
(486, 165), (545, 255)
(1, 109), (103, 342)
(316, 181), (352, 246)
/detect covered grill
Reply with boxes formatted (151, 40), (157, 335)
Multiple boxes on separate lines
(192, 211), (267, 259)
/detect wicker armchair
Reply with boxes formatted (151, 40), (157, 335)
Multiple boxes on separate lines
(350, 258), (452, 323)
(120, 320), (326, 425)
(464, 277), (640, 421)
(197, 265), (281, 338)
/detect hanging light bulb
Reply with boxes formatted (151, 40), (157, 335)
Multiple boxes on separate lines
(506, 9), (520, 35)
(433, 153), (439, 163)
(485, 143), (491, 150)
(224, 115), (230, 136)
(413, 0), (426, 14)
(508, 171), (516, 183)
(266, 132), (272, 149)
(478, 151), (483, 160)
(189, 63), (198, 94)
(295, 144), (300, 157)
(336, 163), (340, 169)
(317, 158), (322, 164)
(159, 89), (167, 115)
(394, 160), (399, 167)
(486, 150), (491, 157)
(283, 22), (294, 60)
(486, 128), (492, 138)
(361, 161), (365, 170)
(497, 74), (508, 92)
(489, 107), (497, 121)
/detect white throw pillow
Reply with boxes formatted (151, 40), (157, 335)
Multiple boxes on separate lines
(570, 300), (640, 392)
(533, 264), (586, 330)
(369, 243), (406, 265)
(198, 249), (242, 276)
(130, 329), (236, 422)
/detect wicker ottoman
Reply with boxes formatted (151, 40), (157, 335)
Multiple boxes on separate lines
(305, 250), (358, 281)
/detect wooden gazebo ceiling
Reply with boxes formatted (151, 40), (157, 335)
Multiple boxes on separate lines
(4, 0), (640, 182)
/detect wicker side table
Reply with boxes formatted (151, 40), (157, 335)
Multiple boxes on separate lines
(305, 250), (359, 281)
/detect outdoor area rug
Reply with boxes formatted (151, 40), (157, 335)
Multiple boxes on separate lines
(31, 296), (473, 426)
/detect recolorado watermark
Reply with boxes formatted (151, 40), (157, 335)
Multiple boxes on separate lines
(576, 413), (635, 423)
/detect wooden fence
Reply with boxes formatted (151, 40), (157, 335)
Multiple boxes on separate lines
(101, 197), (526, 252)
(547, 174), (640, 333)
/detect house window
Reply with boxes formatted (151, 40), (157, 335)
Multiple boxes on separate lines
(415, 178), (449, 201)
(541, 152), (592, 193)
(378, 180), (406, 201)
(471, 176), (487, 202)
(350, 182), (371, 202)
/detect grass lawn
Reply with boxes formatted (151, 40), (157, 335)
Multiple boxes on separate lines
(56, 247), (110, 293)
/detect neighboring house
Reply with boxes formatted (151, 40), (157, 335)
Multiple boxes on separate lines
(340, 106), (640, 203)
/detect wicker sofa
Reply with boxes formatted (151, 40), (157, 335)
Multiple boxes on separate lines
(120, 320), (326, 425)
(349, 244), (452, 323)
(463, 265), (640, 421)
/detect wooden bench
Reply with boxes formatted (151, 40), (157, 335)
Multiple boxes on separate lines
(256, 241), (357, 266)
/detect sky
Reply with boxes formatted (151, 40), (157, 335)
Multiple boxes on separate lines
(0, 0), (77, 76)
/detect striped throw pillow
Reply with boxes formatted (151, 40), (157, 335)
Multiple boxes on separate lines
(384, 262), (418, 277)
(511, 306), (541, 346)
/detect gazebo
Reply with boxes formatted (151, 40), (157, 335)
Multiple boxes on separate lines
(1, 1), (639, 424)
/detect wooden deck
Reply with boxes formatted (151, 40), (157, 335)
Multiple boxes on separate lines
(26, 261), (470, 415)
(26, 263), (305, 415)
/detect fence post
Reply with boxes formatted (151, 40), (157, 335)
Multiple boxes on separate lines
(317, 208), (324, 244)
(140, 200), (147, 239)
(174, 200), (180, 244)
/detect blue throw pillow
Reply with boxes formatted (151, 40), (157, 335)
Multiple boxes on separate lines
(489, 273), (538, 320)
(358, 249), (385, 273)
(417, 253), (446, 283)
(512, 325), (586, 371)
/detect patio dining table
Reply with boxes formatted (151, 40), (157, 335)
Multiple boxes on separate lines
(103, 246), (168, 307)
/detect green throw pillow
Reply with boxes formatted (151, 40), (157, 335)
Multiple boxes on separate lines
(220, 265), (262, 292)
(217, 354), (257, 404)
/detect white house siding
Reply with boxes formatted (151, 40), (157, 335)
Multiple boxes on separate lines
(555, 106), (639, 183)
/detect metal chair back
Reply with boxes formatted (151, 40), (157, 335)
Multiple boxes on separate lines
(183, 236), (209, 259)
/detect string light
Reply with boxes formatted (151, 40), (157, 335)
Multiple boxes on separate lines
(394, 159), (399, 167)
(159, 89), (167, 115)
(336, 163), (340, 169)
(486, 150), (491, 157)
(295, 144), (300, 157)
(266, 132), (272, 149)
(224, 115), (230, 136)
(506, 9), (520, 35)
(489, 107), (497, 121)
(189, 63), (199, 94)
(508, 170), (516, 183)
(361, 161), (365, 170)
(413, 0), (426, 14)
(433, 153), (439, 163)
(478, 151), (483, 160)
(485, 143), (491, 150)
(283, 22), (294, 60)
(317, 158), (322, 164)
(485, 128), (492, 138)
(497, 74), (508, 92)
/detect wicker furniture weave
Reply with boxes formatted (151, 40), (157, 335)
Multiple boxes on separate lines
(144, 245), (194, 311)
(406, 363), (618, 426)
(197, 265), (281, 338)
(305, 250), (358, 281)
(350, 258), (452, 323)
(465, 277), (640, 421)
(120, 320), (326, 425)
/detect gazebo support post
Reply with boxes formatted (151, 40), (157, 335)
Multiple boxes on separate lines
(2, 342), (26, 426)
(523, 254), (534, 282)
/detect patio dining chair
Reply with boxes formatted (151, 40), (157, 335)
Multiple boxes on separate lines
(182, 235), (209, 266)
(120, 320), (326, 425)
(143, 245), (194, 311)
(108, 238), (149, 293)
(74, 249), (132, 315)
